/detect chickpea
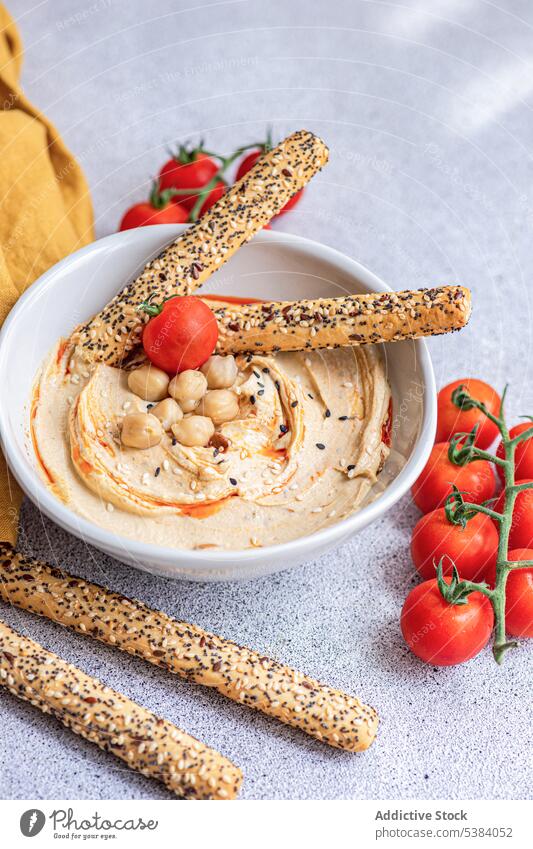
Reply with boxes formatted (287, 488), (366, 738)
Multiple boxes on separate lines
(199, 389), (240, 425)
(121, 413), (163, 449)
(127, 364), (169, 401)
(168, 369), (207, 407)
(171, 415), (215, 448)
(201, 355), (238, 389)
(179, 398), (201, 414)
(152, 397), (183, 431)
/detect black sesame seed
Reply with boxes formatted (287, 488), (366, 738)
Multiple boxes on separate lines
(171, 438), (177, 445)
(154, 467), (161, 477)
(280, 424), (289, 434)
(338, 415), (349, 421)
(262, 367), (270, 374)
(257, 389), (265, 396)
(250, 395), (256, 405)
(347, 464), (355, 471)
(291, 400), (298, 408)
(325, 409), (331, 418)
(229, 477), (237, 486)
(316, 443), (326, 450)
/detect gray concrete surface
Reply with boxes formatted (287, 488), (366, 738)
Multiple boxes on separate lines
(1, 0), (532, 800)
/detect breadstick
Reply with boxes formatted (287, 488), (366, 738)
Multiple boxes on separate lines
(73, 130), (329, 366)
(0, 618), (242, 799)
(213, 285), (471, 355)
(0, 543), (378, 752)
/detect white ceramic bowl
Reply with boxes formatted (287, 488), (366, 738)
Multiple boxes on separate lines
(0, 226), (436, 581)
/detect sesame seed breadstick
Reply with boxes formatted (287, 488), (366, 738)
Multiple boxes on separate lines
(73, 130), (329, 366)
(0, 544), (378, 752)
(0, 618), (242, 799)
(213, 285), (471, 354)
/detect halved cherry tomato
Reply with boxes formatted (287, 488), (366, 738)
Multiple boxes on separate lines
(142, 295), (218, 374)
(496, 422), (533, 484)
(436, 379), (501, 449)
(119, 200), (188, 231)
(411, 508), (498, 582)
(412, 442), (495, 514)
(401, 577), (494, 665)
(159, 148), (219, 210)
(236, 149), (303, 214)
(493, 479), (533, 550)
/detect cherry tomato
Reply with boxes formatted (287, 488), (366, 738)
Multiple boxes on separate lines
(496, 422), (533, 485)
(401, 577), (494, 665)
(484, 549), (533, 637)
(412, 442), (495, 514)
(189, 180), (226, 219)
(493, 479), (533, 550)
(504, 550), (533, 637)
(119, 200), (188, 231)
(411, 508), (498, 582)
(436, 379), (501, 449)
(158, 149), (219, 210)
(236, 149), (304, 214)
(142, 296), (218, 374)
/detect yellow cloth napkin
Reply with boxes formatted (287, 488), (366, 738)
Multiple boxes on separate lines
(0, 5), (94, 544)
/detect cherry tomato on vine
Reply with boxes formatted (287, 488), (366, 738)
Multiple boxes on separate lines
(493, 479), (533, 550)
(189, 180), (226, 219)
(496, 422), (533, 485)
(401, 577), (494, 665)
(435, 379), (501, 449)
(142, 296), (218, 374)
(485, 549), (533, 637)
(411, 442), (495, 514)
(158, 147), (219, 210)
(119, 199), (188, 231)
(411, 508), (498, 582)
(236, 149), (303, 214)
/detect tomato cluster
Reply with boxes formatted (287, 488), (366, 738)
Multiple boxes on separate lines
(118, 136), (304, 231)
(402, 378), (533, 665)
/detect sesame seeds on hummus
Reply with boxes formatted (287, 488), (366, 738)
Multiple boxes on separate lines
(32, 326), (392, 550)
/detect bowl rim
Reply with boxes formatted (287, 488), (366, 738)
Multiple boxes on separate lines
(0, 226), (436, 566)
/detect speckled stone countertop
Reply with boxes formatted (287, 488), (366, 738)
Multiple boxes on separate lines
(2, 0), (532, 800)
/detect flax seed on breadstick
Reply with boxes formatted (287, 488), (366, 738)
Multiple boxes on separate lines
(73, 130), (329, 366)
(213, 285), (471, 355)
(0, 543), (378, 752)
(0, 618), (242, 799)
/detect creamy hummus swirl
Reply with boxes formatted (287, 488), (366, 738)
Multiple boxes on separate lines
(32, 337), (392, 550)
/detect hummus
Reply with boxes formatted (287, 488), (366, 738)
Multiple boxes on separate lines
(32, 332), (392, 550)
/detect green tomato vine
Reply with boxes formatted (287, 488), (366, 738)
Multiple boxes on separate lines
(440, 384), (533, 663)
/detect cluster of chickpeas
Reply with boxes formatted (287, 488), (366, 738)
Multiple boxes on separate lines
(120, 355), (239, 450)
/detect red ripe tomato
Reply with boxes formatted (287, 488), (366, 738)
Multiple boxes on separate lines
(119, 200), (188, 231)
(235, 149), (304, 214)
(158, 150), (219, 210)
(411, 508), (498, 582)
(436, 379), (501, 449)
(493, 479), (533, 550)
(505, 550), (533, 637)
(484, 549), (533, 637)
(411, 442), (495, 514)
(190, 180), (226, 219)
(401, 577), (494, 665)
(142, 296), (218, 374)
(496, 422), (533, 485)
